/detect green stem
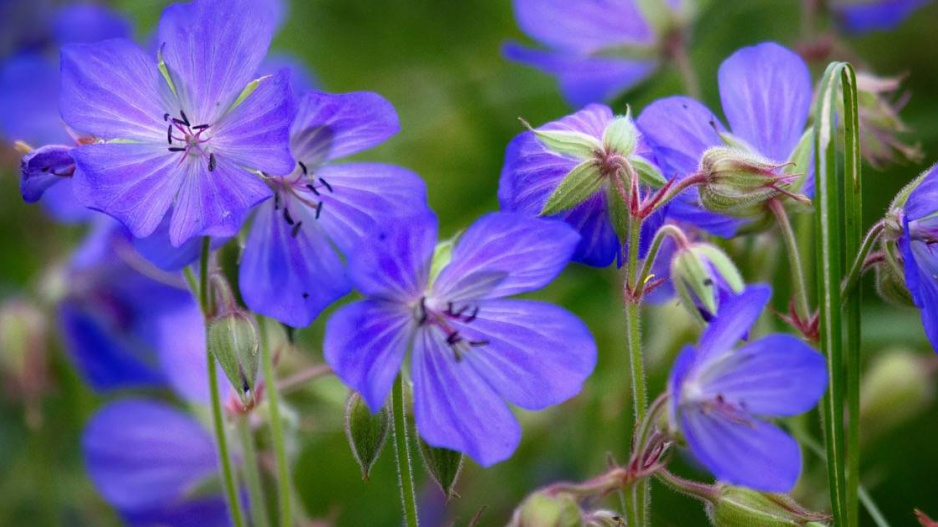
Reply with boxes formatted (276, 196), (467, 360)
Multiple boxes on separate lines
(198, 238), (247, 527)
(391, 375), (419, 527)
(260, 318), (293, 527)
(635, 224), (691, 298)
(624, 217), (648, 527)
(841, 221), (884, 301)
(770, 199), (812, 320)
(237, 416), (272, 527)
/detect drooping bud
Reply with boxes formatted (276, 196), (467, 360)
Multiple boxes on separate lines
(708, 485), (830, 527)
(418, 438), (464, 500)
(670, 242), (745, 323)
(20, 144), (76, 203)
(344, 392), (390, 480)
(699, 147), (805, 218)
(875, 258), (914, 306)
(207, 275), (260, 406)
(860, 349), (934, 445)
(852, 72), (923, 169)
(508, 492), (583, 527)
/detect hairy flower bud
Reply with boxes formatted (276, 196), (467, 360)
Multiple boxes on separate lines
(708, 485), (830, 527)
(509, 492), (583, 527)
(344, 392), (390, 480)
(671, 242), (745, 323)
(860, 349), (934, 445)
(208, 310), (260, 407)
(418, 438), (464, 500)
(853, 72), (923, 169)
(699, 147), (803, 218)
(875, 259), (914, 306)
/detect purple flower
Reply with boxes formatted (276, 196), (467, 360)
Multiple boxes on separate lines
(897, 164), (938, 352)
(637, 42), (813, 221)
(504, 0), (677, 106)
(60, 0), (296, 247)
(239, 90), (427, 328)
(83, 399), (230, 527)
(832, 0), (931, 33)
(668, 286), (827, 492)
(498, 103), (666, 267)
(324, 212), (597, 465)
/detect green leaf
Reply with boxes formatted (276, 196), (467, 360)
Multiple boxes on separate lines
(417, 438), (463, 500)
(540, 161), (603, 216)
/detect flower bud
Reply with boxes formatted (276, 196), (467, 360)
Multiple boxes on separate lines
(875, 259), (914, 306)
(207, 310), (260, 407)
(344, 392), (390, 480)
(860, 349), (934, 445)
(709, 485), (830, 527)
(418, 438), (464, 500)
(20, 144), (76, 203)
(853, 72), (923, 169)
(509, 492), (583, 527)
(670, 242), (745, 323)
(699, 147), (802, 218)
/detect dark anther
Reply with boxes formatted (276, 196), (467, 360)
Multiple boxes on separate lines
(468, 339), (489, 347)
(302, 292), (310, 299)
(464, 306), (480, 323)
(167, 124), (173, 144)
(417, 297), (429, 325)
(163, 113), (170, 121)
(208, 153), (216, 172)
(179, 110), (190, 126)
(168, 147), (186, 152)
(703, 278), (713, 287)
(172, 118), (187, 126)
(315, 201), (324, 219)
(306, 183), (320, 196)
(298, 161), (308, 175)
(291, 221), (303, 238)
(446, 331), (462, 346)
(319, 177), (333, 193)
(274, 193), (281, 210)
(283, 207), (295, 225)
(192, 124), (210, 131)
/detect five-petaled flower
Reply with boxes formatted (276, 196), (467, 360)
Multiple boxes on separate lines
(240, 90), (427, 328)
(896, 164), (938, 353)
(60, 0), (295, 247)
(668, 286), (827, 492)
(324, 212), (597, 466)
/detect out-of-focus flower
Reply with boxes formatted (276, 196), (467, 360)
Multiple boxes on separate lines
(325, 212), (596, 466)
(638, 42), (813, 223)
(831, 0), (931, 33)
(668, 286), (827, 492)
(853, 72), (923, 169)
(504, 0), (697, 107)
(240, 91), (427, 328)
(0, 298), (49, 425)
(498, 104), (667, 267)
(860, 349), (935, 445)
(60, 0), (296, 247)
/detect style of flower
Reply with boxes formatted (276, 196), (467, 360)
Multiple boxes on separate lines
(498, 104), (666, 267)
(896, 164), (938, 353)
(637, 42), (813, 222)
(60, 0), (296, 247)
(668, 286), (827, 492)
(324, 212), (597, 466)
(831, 0), (931, 33)
(239, 90), (428, 328)
(83, 399), (230, 527)
(503, 0), (688, 107)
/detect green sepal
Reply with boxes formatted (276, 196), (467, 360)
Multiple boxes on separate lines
(207, 311), (260, 406)
(417, 438), (464, 500)
(693, 244), (745, 293)
(710, 485), (830, 527)
(540, 161), (603, 216)
(632, 154), (668, 187)
(157, 44), (177, 96)
(671, 247), (717, 320)
(429, 237), (456, 286)
(601, 115), (637, 156)
(344, 392), (391, 481)
(606, 182), (631, 245)
(231, 75), (270, 112)
(785, 128), (814, 194)
(528, 125), (602, 160)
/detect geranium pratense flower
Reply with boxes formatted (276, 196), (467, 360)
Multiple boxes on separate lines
(240, 91), (427, 328)
(60, 0), (296, 247)
(831, 0), (931, 33)
(324, 212), (597, 465)
(504, 0), (692, 107)
(637, 42), (813, 219)
(499, 104), (667, 267)
(83, 399), (230, 527)
(669, 286), (827, 492)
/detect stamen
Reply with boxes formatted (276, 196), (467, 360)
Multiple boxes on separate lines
(446, 332), (462, 345)
(315, 201), (323, 219)
(468, 339), (489, 347)
(168, 147), (186, 152)
(179, 110), (190, 126)
(274, 193), (281, 210)
(306, 184), (320, 196)
(163, 113), (170, 121)
(319, 177), (333, 193)
(208, 153), (216, 172)
(172, 118), (188, 126)
(283, 207), (295, 225)
(291, 221), (303, 238)
(464, 306), (480, 323)
(192, 124), (210, 131)
(299, 161), (308, 175)
(418, 297), (429, 325)
(167, 124), (173, 144)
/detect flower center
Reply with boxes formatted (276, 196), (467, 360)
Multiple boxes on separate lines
(164, 110), (214, 171)
(415, 296), (488, 361)
(269, 162), (334, 239)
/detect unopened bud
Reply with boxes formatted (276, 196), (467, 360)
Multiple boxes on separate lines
(509, 492), (583, 527)
(875, 255), (914, 306)
(699, 147), (803, 218)
(208, 310), (260, 406)
(671, 243), (745, 323)
(344, 392), (390, 480)
(860, 349), (934, 445)
(418, 438), (464, 500)
(853, 72), (923, 169)
(709, 485), (830, 527)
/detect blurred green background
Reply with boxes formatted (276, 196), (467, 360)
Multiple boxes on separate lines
(3, 0), (938, 525)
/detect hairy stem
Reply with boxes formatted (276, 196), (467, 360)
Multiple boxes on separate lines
(392, 375), (419, 527)
(770, 199), (812, 319)
(260, 319), (293, 527)
(624, 217), (649, 527)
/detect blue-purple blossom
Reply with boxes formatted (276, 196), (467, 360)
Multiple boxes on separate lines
(897, 164), (938, 353)
(637, 42), (813, 227)
(832, 0), (931, 33)
(324, 212), (597, 466)
(83, 399), (230, 527)
(60, 0), (296, 247)
(504, 0), (681, 107)
(239, 90), (428, 328)
(669, 286), (827, 492)
(499, 103), (665, 267)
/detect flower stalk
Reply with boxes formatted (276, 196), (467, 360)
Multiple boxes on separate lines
(391, 374), (420, 527)
(259, 318), (294, 527)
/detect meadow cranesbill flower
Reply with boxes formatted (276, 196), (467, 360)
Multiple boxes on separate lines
(668, 286), (827, 491)
(83, 399), (230, 526)
(831, 0), (931, 33)
(637, 42), (813, 218)
(324, 212), (597, 465)
(498, 104), (667, 267)
(60, 0), (296, 247)
(504, 0), (691, 106)
(240, 90), (427, 328)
